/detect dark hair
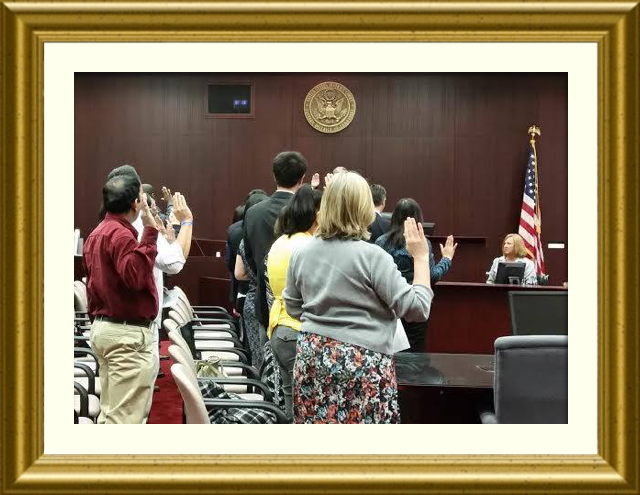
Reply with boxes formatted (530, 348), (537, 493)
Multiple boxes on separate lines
(247, 189), (267, 199)
(274, 185), (322, 236)
(107, 164), (140, 181)
(245, 192), (268, 215)
(232, 205), (246, 223)
(272, 151), (307, 188)
(99, 164), (140, 220)
(103, 175), (141, 214)
(370, 184), (387, 208)
(142, 183), (154, 197)
(382, 198), (424, 250)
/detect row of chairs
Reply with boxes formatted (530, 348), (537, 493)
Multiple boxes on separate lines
(163, 287), (287, 423)
(74, 279), (286, 424)
(74, 280), (100, 424)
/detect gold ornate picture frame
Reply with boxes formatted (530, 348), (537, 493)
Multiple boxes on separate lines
(1, 1), (638, 492)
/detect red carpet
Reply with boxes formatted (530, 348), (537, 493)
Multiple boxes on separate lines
(148, 340), (183, 424)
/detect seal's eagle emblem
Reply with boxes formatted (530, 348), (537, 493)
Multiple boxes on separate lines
(304, 82), (356, 134)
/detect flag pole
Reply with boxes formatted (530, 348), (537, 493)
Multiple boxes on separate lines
(528, 125), (542, 233)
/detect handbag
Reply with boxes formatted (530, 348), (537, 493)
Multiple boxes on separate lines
(196, 355), (228, 378)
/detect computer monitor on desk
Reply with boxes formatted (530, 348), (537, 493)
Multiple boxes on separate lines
(495, 262), (526, 285)
(508, 291), (568, 335)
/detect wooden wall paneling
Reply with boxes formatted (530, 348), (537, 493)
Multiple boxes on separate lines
(75, 73), (568, 294)
(536, 75), (568, 285)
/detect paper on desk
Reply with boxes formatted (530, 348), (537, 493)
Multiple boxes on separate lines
(392, 319), (410, 353)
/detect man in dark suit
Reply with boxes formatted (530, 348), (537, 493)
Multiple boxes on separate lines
(368, 183), (390, 243)
(242, 151), (308, 329)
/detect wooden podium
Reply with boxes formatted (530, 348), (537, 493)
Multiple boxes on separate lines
(427, 282), (568, 354)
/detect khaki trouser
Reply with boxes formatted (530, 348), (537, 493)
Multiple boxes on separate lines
(90, 318), (155, 424)
(142, 322), (161, 423)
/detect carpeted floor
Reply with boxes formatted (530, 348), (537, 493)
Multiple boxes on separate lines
(148, 340), (183, 424)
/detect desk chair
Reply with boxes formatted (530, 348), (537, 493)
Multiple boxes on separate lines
(481, 335), (568, 424)
(508, 291), (568, 335)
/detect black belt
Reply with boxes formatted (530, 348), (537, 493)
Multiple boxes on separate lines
(96, 315), (153, 328)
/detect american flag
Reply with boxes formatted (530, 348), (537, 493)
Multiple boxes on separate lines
(518, 141), (546, 275)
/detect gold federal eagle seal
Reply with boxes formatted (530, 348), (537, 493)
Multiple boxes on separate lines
(304, 82), (356, 134)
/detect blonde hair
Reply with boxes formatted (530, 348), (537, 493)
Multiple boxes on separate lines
(317, 172), (375, 241)
(502, 233), (527, 258)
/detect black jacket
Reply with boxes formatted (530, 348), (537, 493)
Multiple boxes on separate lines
(242, 191), (293, 326)
(368, 212), (390, 243)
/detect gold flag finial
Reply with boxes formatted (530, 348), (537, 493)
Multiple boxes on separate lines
(528, 125), (541, 143)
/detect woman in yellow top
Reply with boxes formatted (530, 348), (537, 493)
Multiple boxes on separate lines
(266, 184), (323, 421)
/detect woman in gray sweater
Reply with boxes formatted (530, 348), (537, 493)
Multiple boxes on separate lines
(284, 172), (433, 424)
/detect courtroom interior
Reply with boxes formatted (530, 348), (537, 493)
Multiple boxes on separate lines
(74, 72), (568, 425)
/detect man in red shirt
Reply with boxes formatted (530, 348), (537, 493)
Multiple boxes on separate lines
(84, 172), (159, 424)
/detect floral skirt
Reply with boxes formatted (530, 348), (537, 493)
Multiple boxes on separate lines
(293, 332), (400, 424)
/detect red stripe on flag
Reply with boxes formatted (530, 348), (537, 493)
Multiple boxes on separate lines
(521, 201), (535, 217)
(519, 144), (544, 276)
(519, 219), (536, 237)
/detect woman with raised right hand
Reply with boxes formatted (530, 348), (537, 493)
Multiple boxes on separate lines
(284, 172), (433, 424)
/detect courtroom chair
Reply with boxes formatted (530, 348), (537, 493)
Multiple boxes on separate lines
(167, 326), (248, 364)
(74, 282), (91, 339)
(481, 335), (568, 424)
(168, 306), (239, 338)
(74, 347), (100, 377)
(74, 383), (96, 424)
(172, 288), (241, 339)
(173, 286), (233, 321)
(74, 280), (88, 313)
(165, 333), (257, 379)
(178, 297), (232, 322)
(174, 301), (239, 335)
(74, 381), (100, 423)
(173, 286), (229, 314)
(74, 361), (101, 397)
(171, 363), (288, 424)
(165, 312), (244, 355)
(165, 310), (246, 360)
(74, 308), (91, 343)
(168, 345), (267, 400)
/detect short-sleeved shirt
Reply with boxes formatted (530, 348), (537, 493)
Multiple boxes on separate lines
(265, 232), (312, 337)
